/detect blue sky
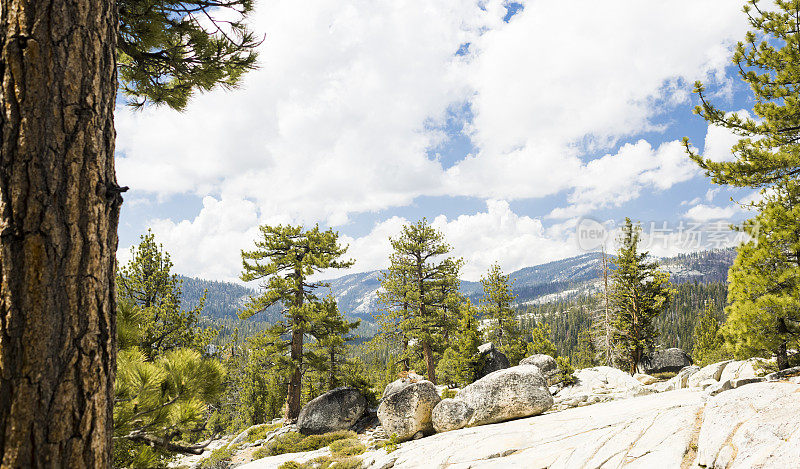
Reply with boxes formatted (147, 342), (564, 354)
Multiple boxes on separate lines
(115, 0), (760, 282)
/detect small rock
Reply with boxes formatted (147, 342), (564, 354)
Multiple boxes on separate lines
(706, 379), (732, 396)
(730, 376), (765, 388)
(475, 342), (510, 380)
(765, 365), (800, 381)
(663, 365), (700, 391)
(520, 354), (560, 384)
(633, 373), (657, 385)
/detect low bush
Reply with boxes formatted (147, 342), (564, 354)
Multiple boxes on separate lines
(329, 438), (366, 457)
(255, 430), (357, 458)
(196, 443), (241, 469)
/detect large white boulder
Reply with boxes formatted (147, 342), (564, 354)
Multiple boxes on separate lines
(718, 358), (771, 383)
(661, 365), (700, 391)
(553, 366), (649, 410)
(454, 365), (553, 428)
(697, 382), (800, 468)
(297, 387), (366, 435)
(377, 380), (440, 442)
(639, 347), (693, 374)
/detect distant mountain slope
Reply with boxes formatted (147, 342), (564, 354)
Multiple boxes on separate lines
(178, 248), (736, 337)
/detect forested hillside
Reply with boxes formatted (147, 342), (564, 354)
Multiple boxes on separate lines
(179, 248), (736, 339)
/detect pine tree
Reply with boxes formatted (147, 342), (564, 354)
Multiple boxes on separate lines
(526, 322), (557, 358)
(723, 181), (800, 369)
(683, 0), (800, 187)
(238, 225), (353, 421)
(117, 230), (215, 358)
(436, 300), (481, 387)
(377, 219), (462, 384)
(308, 296), (361, 391)
(692, 303), (728, 367)
(609, 218), (674, 375)
(573, 329), (598, 369)
(683, 1), (800, 371)
(113, 302), (226, 468)
(480, 263), (527, 364)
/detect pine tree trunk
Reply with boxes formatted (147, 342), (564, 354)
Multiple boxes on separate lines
(285, 327), (303, 421)
(0, 0), (119, 466)
(423, 340), (436, 385)
(776, 318), (789, 370)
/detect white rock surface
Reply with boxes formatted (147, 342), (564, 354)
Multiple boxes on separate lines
(633, 373), (657, 385)
(696, 382), (800, 468)
(718, 358), (770, 383)
(365, 389), (706, 468)
(687, 360), (732, 388)
(553, 366), (650, 410)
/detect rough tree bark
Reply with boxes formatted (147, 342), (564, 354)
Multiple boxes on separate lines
(0, 0), (120, 467)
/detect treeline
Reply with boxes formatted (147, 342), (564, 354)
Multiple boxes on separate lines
(517, 281), (727, 360)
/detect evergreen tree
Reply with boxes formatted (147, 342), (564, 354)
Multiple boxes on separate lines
(480, 263), (526, 364)
(113, 302), (225, 468)
(684, 0), (800, 187)
(573, 329), (598, 369)
(526, 322), (557, 358)
(436, 300), (481, 387)
(723, 181), (800, 369)
(238, 225), (353, 421)
(609, 218), (674, 374)
(377, 219), (462, 384)
(117, 230), (215, 358)
(308, 296), (361, 391)
(692, 303), (728, 367)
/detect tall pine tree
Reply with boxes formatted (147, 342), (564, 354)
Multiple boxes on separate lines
(609, 218), (674, 374)
(684, 0), (800, 370)
(239, 225), (353, 421)
(377, 220), (462, 384)
(723, 181), (800, 368)
(117, 230), (215, 358)
(480, 263), (526, 364)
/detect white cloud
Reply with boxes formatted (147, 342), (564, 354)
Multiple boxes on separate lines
(335, 199), (578, 281)
(114, 0), (752, 279)
(548, 140), (698, 218)
(684, 203), (738, 222)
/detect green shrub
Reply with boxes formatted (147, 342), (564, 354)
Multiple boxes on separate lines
(440, 388), (457, 399)
(246, 422), (283, 443)
(556, 356), (576, 385)
(257, 430), (358, 457)
(650, 371), (678, 380)
(277, 462), (304, 469)
(278, 455), (363, 469)
(383, 434), (400, 453)
(329, 438), (366, 457)
(197, 443), (241, 469)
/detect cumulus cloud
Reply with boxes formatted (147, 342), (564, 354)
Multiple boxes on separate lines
(114, 0), (751, 279)
(684, 204), (738, 222)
